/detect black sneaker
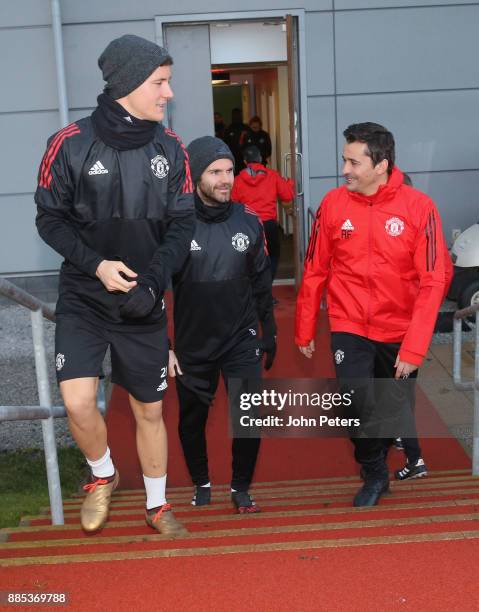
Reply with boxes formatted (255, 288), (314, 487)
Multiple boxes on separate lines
(191, 486), (211, 506)
(394, 438), (404, 451)
(395, 458), (428, 480)
(231, 491), (261, 514)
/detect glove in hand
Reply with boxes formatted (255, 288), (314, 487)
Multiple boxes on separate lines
(262, 335), (277, 370)
(119, 283), (157, 319)
(261, 313), (277, 371)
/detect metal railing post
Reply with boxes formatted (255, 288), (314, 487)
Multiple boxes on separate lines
(30, 309), (64, 525)
(473, 313), (479, 475)
(452, 317), (467, 389)
(453, 304), (479, 475)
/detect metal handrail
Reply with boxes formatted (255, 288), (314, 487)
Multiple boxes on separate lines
(0, 400), (107, 422)
(0, 278), (55, 321)
(452, 303), (479, 475)
(454, 303), (479, 322)
(0, 278), (63, 524)
(1, 278), (110, 525)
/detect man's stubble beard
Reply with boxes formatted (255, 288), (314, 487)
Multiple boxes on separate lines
(198, 183), (231, 206)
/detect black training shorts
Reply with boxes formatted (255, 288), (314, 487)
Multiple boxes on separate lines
(54, 315), (169, 403)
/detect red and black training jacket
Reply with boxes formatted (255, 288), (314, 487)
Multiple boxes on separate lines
(296, 167), (448, 366)
(35, 118), (195, 329)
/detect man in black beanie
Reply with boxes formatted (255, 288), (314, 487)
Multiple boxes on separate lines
(169, 136), (277, 513)
(35, 34), (195, 535)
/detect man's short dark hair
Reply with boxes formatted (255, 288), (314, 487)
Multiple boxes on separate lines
(343, 122), (395, 175)
(243, 145), (262, 164)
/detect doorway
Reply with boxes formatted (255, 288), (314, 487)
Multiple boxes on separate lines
(157, 12), (308, 286)
(211, 61), (294, 280)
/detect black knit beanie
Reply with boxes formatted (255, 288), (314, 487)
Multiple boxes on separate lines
(98, 34), (172, 99)
(187, 136), (235, 185)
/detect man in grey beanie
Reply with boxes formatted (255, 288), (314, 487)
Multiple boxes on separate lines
(168, 136), (277, 514)
(35, 34), (195, 535)
(99, 34), (172, 100)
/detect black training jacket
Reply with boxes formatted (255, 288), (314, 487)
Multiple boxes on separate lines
(35, 118), (195, 329)
(173, 195), (274, 362)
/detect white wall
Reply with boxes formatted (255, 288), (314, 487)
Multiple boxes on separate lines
(210, 21), (286, 64)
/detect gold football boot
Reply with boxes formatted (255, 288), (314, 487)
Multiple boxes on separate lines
(80, 470), (119, 532)
(145, 503), (188, 536)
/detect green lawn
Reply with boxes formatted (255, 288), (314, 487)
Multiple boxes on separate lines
(0, 448), (87, 529)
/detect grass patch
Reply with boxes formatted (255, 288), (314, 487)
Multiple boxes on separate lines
(0, 447), (88, 529)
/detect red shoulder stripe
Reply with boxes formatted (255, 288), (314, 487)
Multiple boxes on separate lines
(242, 205), (268, 255)
(164, 127), (193, 194)
(263, 225), (269, 256)
(39, 123), (80, 187)
(40, 124), (78, 176)
(244, 205), (259, 218)
(39, 123), (80, 189)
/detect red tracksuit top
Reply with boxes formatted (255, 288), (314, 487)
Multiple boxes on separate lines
(231, 162), (294, 222)
(295, 167), (447, 366)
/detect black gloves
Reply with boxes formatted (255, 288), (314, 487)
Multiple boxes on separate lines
(261, 313), (277, 371)
(119, 279), (158, 319)
(262, 335), (277, 371)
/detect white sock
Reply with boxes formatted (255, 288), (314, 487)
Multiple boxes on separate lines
(231, 488), (237, 493)
(86, 447), (115, 479)
(144, 474), (167, 510)
(201, 482), (211, 488)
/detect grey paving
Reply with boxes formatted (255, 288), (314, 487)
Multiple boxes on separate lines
(0, 302), (74, 450)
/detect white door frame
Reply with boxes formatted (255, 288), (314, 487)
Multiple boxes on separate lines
(155, 10), (311, 260)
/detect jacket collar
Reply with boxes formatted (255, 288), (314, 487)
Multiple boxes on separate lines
(244, 162), (267, 178)
(348, 166), (404, 205)
(91, 93), (158, 151)
(194, 191), (233, 223)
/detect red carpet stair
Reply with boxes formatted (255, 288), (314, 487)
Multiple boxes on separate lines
(1, 469), (479, 567)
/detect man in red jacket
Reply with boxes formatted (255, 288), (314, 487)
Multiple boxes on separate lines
(295, 122), (447, 506)
(232, 145), (294, 281)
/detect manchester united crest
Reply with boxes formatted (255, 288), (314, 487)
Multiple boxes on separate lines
(150, 155), (169, 179)
(56, 353), (65, 371)
(232, 233), (250, 252)
(385, 217), (405, 237)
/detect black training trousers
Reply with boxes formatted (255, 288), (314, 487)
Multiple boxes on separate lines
(331, 332), (421, 477)
(263, 220), (280, 281)
(176, 341), (262, 492)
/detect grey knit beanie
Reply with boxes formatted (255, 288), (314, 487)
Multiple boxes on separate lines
(98, 34), (172, 99)
(187, 136), (235, 185)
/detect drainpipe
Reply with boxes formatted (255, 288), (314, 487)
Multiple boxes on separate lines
(50, 0), (69, 127)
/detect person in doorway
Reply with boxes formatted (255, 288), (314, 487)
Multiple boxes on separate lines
(214, 112), (226, 140)
(295, 122), (447, 506)
(35, 34), (195, 534)
(241, 116), (272, 166)
(232, 145), (294, 284)
(225, 107), (249, 174)
(169, 136), (276, 513)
